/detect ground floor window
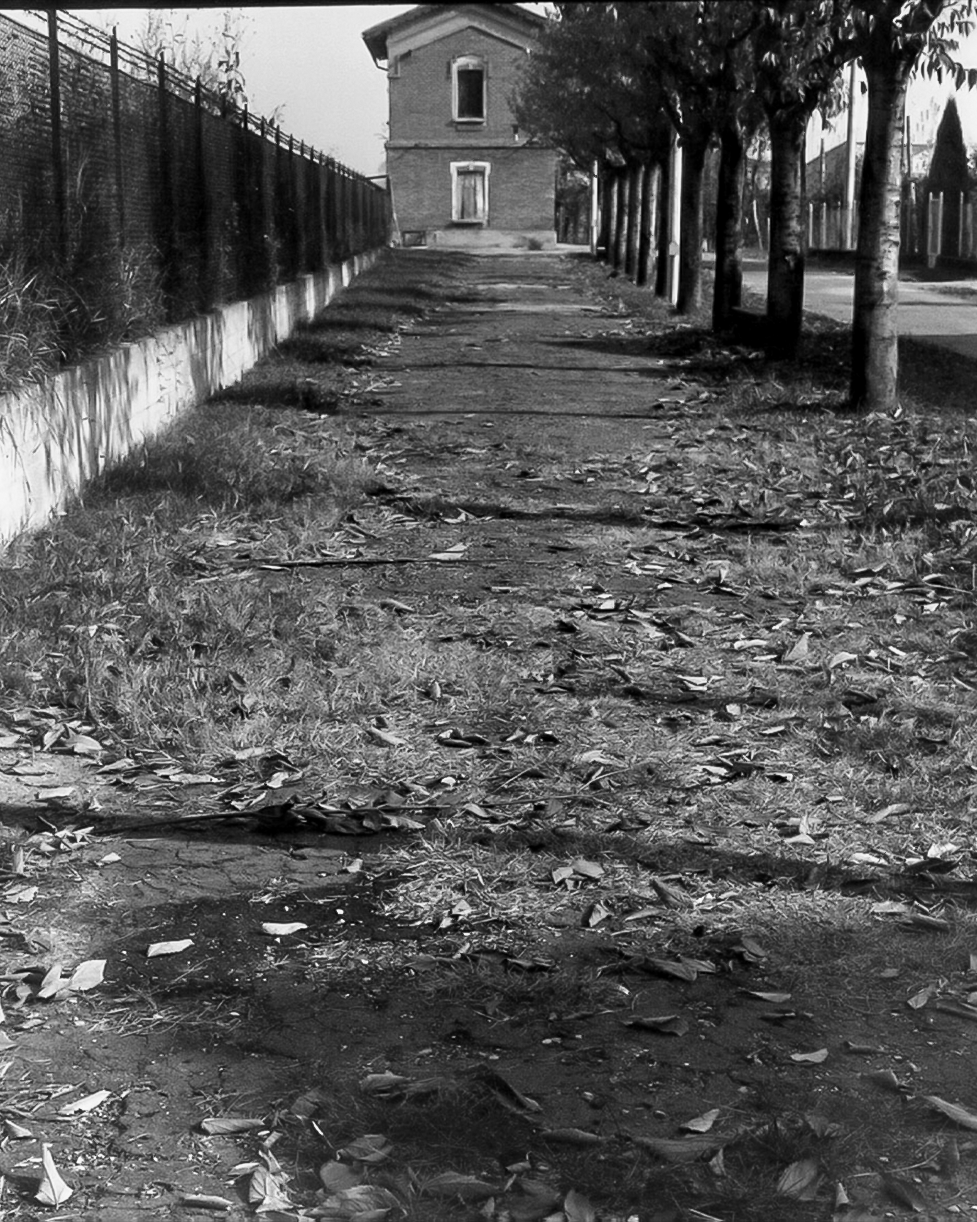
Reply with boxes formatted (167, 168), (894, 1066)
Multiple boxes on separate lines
(450, 161), (490, 224)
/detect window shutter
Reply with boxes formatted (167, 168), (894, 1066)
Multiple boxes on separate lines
(446, 59), (452, 79)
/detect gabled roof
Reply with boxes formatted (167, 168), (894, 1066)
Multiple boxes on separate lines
(363, 4), (547, 65)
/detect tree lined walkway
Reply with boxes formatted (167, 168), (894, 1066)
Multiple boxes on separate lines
(2, 249), (977, 1219)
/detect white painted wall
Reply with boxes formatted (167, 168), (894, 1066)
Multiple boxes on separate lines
(0, 251), (379, 547)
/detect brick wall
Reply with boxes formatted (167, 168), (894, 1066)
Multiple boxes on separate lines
(390, 27), (529, 144)
(383, 15), (556, 241)
(389, 145), (555, 233)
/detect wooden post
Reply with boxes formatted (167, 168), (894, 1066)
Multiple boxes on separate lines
(927, 191), (941, 268)
(667, 129), (682, 305)
(958, 190), (964, 259)
(47, 10), (66, 260)
(819, 132), (826, 196)
(110, 28), (127, 245)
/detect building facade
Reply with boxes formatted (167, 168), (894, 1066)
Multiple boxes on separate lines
(363, 4), (557, 249)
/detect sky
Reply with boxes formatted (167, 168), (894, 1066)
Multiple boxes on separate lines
(38, 6), (418, 177)
(7, 6), (977, 179)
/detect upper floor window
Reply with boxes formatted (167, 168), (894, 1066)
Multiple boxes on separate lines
(452, 56), (486, 122)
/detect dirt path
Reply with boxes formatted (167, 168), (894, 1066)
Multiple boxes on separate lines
(2, 251), (977, 1221)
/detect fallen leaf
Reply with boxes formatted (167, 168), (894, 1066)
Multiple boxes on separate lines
(37, 964), (64, 999)
(337, 1133), (392, 1164)
(647, 958), (698, 982)
(862, 1068), (905, 1093)
(633, 1134), (725, 1163)
(681, 1108), (720, 1133)
(358, 1072), (410, 1098)
(882, 1172), (930, 1211)
(248, 1161), (292, 1212)
(36, 1143), (73, 1206)
(65, 732), (104, 756)
(199, 1116), (266, 1135)
(540, 1128), (605, 1147)
(4, 1118), (32, 1139)
(179, 1195), (235, 1212)
(428, 543), (469, 562)
(900, 912), (950, 932)
(740, 990), (792, 1003)
(923, 1095), (977, 1131)
(777, 1158), (821, 1200)
(869, 802), (911, 822)
(907, 984), (937, 1009)
(570, 857), (604, 880)
(421, 1171), (499, 1200)
(59, 1089), (111, 1116)
(147, 938), (194, 958)
(563, 1188), (597, 1222)
(791, 1048), (829, 1064)
(366, 727), (407, 748)
(319, 1184), (400, 1216)
(319, 1161), (363, 1192)
(782, 632), (811, 663)
(4, 885), (38, 903)
(650, 877), (690, 907)
(624, 1014), (689, 1037)
(68, 959), (106, 992)
(260, 922), (308, 937)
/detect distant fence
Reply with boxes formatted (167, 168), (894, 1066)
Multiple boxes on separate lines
(807, 189), (977, 264)
(0, 10), (391, 366)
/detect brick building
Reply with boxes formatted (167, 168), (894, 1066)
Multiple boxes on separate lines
(363, 3), (557, 248)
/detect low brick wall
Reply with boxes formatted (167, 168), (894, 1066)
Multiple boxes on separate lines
(0, 250), (381, 547)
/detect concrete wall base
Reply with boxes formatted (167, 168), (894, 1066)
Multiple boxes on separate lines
(0, 249), (382, 548)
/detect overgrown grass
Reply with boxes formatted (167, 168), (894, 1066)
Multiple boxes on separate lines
(6, 249), (977, 1219)
(0, 242), (166, 393)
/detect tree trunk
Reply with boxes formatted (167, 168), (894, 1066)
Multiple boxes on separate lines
(676, 131), (708, 315)
(655, 152), (670, 297)
(713, 116), (745, 332)
(612, 167), (628, 271)
(625, 164), (640, 280)
(637, 161), (658, 288)
(850, 57), (912, 412)
(765, 108), (808, 358)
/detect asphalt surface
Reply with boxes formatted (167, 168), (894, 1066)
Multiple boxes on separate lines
(741, 257), (977, 361)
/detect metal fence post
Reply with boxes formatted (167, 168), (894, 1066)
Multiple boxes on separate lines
(47, 11), (67, 261)
(157, 52), (177, 312)
(109, 28), (127, 246)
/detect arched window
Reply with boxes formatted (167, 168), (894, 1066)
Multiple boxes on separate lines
(452, 55), (486, 123)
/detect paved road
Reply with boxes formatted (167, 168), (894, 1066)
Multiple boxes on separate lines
(740, 258), (977, 361)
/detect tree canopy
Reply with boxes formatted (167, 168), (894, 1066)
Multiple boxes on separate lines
(515, 0), (976, 412)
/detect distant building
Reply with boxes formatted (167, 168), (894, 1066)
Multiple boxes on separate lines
(362, 3), (558, 248)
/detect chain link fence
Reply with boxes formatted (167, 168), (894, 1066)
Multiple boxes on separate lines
(0, 10), (391, 384)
